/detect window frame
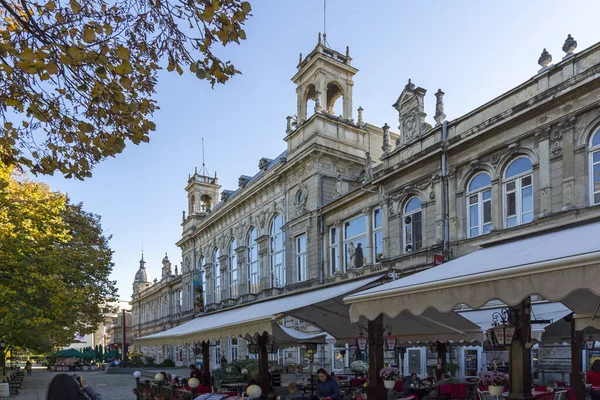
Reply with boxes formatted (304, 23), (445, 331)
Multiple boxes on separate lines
(329, 226), (338, 275)
(343, 214), (367, 270)
(467, 173), (493, 238)
(213, 247), (221, 304)
(296, 234), (307, 282)
(503, 157), (534, 228)
(589, 129), (600, 206)
(373, 207), (383, 263)
(247, 227), (260, 294)
(402, 197), (423, 253)
(228, 238), (238, 299)
(270, 214), (286, 288)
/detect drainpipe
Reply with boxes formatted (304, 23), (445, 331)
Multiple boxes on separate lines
(442, 121), (450, 260)
(318, 175), (325, 284)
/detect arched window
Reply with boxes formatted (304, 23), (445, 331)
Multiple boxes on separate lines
(213, 248), (221, 304)
(467, 173), (493, 237)
(403, 197), (422, 253)
(504, 157), (533, 227)
(247, 227), (260, 294)
(589, 129), (600, 205)
(228, 239), (238, 299)
(270, 214), (286, 288)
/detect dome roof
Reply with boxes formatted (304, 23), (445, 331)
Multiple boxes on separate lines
(134, 253), (149, 282)
(134, 266), (148, 282)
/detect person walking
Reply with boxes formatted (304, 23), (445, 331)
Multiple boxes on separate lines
(25, 361), (32, 376)
(46, 373), (103, 400)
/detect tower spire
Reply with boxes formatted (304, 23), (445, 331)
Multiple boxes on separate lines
(199, 137), (210, 176)
(322, 0), (330, 47)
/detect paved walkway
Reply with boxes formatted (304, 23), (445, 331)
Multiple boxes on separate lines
(17, 367), (138, 399)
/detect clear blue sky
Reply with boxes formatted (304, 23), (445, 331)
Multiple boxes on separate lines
(37, 0), (600, 300)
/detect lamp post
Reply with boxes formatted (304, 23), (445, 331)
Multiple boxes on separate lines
(398, 347), (407, 379)
(133, 371), (141, 400)
(7, 347), (12, 370)
(188, 377), (200, 396)
(305, 343), (318, 394)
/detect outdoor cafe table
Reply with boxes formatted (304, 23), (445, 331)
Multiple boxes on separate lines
(404, 385), (432, 400)
(220, 382), (248, 394)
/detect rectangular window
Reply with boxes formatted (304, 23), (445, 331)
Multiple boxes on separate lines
(343, 215), (367, 270)
(230, 338), (238, 361)
(373, 208), (383, 263)
(504, 173), (533, 227)
(296, 235), (307, 282)
(329, 227), (337, 275)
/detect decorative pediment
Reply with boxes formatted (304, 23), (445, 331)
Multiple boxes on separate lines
(393, 79), (428, 148)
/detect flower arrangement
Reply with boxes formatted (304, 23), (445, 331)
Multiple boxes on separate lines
(379, 366), (400, 381)
(480, 371), (508, 386)
(350, 360), (369, 373)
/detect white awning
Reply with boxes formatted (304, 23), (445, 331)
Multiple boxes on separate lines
(459, 302), (572, 342)
(345, 221), (600, 320)
(134, 275), (382, 346)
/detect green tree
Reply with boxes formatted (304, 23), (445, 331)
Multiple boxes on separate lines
(0, 0), (251, 179)
(0, 164), (117, 351)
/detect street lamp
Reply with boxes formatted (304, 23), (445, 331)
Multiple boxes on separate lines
(0, 341), (5, 376)
(486, 309), (517, 347)
(7, 347), (12, 370)
(585, 337), (595, 350)
(188, 377), (200, 396)
(133, 371), (141, 400)
(304, 343), (318, 394)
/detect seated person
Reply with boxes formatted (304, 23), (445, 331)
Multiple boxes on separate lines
(351, 372), (366, 387)
(423, 373), (460, 400)
(405, 373), (421, 386)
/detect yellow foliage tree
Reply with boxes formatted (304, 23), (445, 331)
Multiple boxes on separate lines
(0, 164), (117, 351)
(0, 0), (252, 179)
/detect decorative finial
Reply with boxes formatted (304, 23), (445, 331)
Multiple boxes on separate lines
(357, 106), (364, 126)
(299, 53), (302, 64)
(286, 116), (293, 134)
(346, 46), (350, 57)
(562, 34), (577, 58)
(318, 32), (322, 44)
(194, 166), (197, 174)
(182, 210), (186, 222)
(538, 48), (552, 70)
(381, 123), (390, 155)
(434, 89), (446, 126)
(405, 78), (415, 90)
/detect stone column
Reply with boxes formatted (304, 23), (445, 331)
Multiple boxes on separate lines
(381, 199), (390, 259)
(364, 207), (373, 265)
(235, 246), (248, 295)
(296, 86), (305, 122)
(574, 147), (587, 207)
(218, 254), (229, 301)
(367, 314), (386, 400)
(491, 178), (502, 230)
(536, 128), (552, 217)
(506, 298), (536, 400)
(343, 81), (354, 120)
(559, 116), (577, 210)
(569, 316), (584, 400)
(204, 263), (214, 304)
(256, 235), (270, 290)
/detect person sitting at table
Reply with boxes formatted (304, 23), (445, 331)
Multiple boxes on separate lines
(180, 378), (191, 391)
(588, 360), (600, 400)
(316, 368), (340, 400)
(406, 373), (420, 385)
(422, 373), (459, 400)
(189, 364), (204, 382)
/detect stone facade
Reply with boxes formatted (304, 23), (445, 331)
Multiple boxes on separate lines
(135, 35), (600, 376)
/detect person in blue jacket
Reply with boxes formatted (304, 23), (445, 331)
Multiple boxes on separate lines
(315, 368), (340, 400)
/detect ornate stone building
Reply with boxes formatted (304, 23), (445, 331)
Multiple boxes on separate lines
(135, 34), (600, 376)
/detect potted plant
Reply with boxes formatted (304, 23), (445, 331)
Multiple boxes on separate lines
(350, 360), (368, 375)
(480, 371), (508, 396)
(379, 366), (400, 389)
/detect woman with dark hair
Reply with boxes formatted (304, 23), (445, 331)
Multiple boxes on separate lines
(315, 368), (340, 400)
(46, 373), (103, 400)
(588, 359), (600, 400)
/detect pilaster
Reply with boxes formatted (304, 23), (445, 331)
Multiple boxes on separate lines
(491, 178), (502, 230)
(218, 254), (229, 301)
(235, 246), (248, 296)
(256, 235), (270, 290)
(535, 128), (552, 217)
(203, 263), (214, 304)
(559, 116), (576, 210)
(381, 199), (390, 259)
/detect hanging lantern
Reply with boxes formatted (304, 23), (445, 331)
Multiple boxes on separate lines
(248, 343), (259, 354)
(487, 324), (517, 346)
(349, 345), (357, 356)
(585, 337), (595, 350)
(305, 343), (318, 356)
(385, 333), (397, 351)
(356, 334), (368, 351)
(265, 343), (279, 354)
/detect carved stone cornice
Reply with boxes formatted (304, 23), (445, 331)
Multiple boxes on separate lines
(534, 126), (552, 142)
(558, 115), (576, 131)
